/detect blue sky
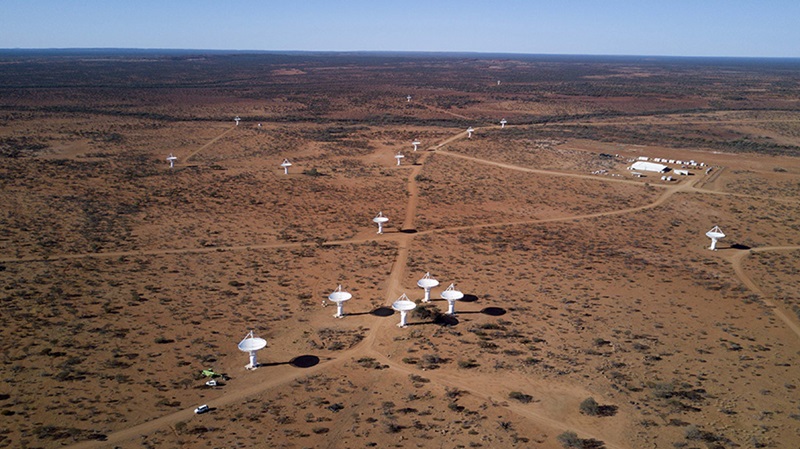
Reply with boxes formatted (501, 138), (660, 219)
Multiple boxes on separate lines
(1, 0), (798, 57)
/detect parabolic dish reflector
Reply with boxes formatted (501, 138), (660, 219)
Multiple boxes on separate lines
(392, 299), (416, 312)
(373, 217), (389, 223)
(441, 289), (464, 301)
(238, 337), (267, 352)
(328, 291), (352, 303)
(706, 231), (725, 239)
(417, 278), (439, 289)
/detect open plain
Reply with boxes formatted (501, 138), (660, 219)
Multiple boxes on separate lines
(1, 51), (799, 448)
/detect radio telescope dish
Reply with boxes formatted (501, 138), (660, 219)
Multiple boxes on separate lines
(392, 293), (416, 328)
(234, 116), (241, 126)
(373, 211), (389, 234)
(395, 152), (404, 166)
(406, 95), (412, 102)
(500, 118), (507, 129)
(166, 153), (177, 168)
(417, 272), (439, 302)
(705, 225), (725, 251)
(238, 330), (267, 370)
(467, 127), (475, 138)
(328, 285), (352, 318)
(412, 140), (421, 151)
(280, 159), (292, 175)
(441, 283), (464, 315)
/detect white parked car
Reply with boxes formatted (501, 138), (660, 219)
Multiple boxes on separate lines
(194, 404), (209, 414)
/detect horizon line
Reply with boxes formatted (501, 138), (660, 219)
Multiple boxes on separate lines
(1, 47), (799, 61)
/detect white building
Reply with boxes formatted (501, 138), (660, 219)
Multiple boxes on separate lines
(629, 161), (669, 173)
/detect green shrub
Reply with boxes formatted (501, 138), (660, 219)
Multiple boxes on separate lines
(580, 397), (600, 416)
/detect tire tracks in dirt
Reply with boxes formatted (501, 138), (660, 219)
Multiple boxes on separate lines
(184, 124), (236, 162)
(724, 246), (800, 341)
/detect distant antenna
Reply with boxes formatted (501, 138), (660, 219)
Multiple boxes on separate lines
(441, 283), (464, 315)
(373, 211), (389, 234)
(500, 118), (507, 129)
(392, 293), (417, 328)
(467, 127), (474, 139)
(234, 116), (241, 126)
(395, 151), (405, 166)
(281, 158), (292, 175)
(166, 153), (177, 168)
(412, 140), (421, 151)
(237, 330), (267, 370)
(407, 95), (412, 102)
(497, 80), (501, 85)
(328, 285), (352, 318)
(706, 226), (725, 251)
(417, 272), (439, 303)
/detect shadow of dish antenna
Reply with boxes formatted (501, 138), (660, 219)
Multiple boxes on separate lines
(237, 330), (267, 370)
(289, 355), (320, 368)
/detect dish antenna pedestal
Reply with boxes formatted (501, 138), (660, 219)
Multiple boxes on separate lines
(328, 285), (352, 318)
(237, 330), (267, 370)
(166, 153), (177, 168)
(467, 127), (474, 139)
(373, 211), (389, 234)
(441, 283), (464, 315)
(706, 226), (725, 251)
(500, 118), (507, 129)
(412, 140), (421, 151)
(234, 116), (241, 126)
(417, 272), (439, 303)
(281, 159), (292, 175)
(392, 294), (416, 328)
(395, 152), (404, 166)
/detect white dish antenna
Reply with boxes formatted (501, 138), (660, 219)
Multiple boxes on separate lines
(417, 272), (439, 302)
(406, 95), (412, 102)
(467, 127), (475, 138)
(237, 330), (267, 370)
(395, 152), (405, 166)
(328, 285), (352, 318)
(441, 283), (464, 315)
(412, 140), (421, 151)
(281, 158), (292, 175)
(234, 116), (241, 126)
(500, 118), (507, 129)
(391, 293), (417, 328)
(166, 153), (177, 168)
(373, 211), (389, 234)
(705, 225), (725, 251)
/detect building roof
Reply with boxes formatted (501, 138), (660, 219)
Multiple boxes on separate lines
(630, 161), (669, 172)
